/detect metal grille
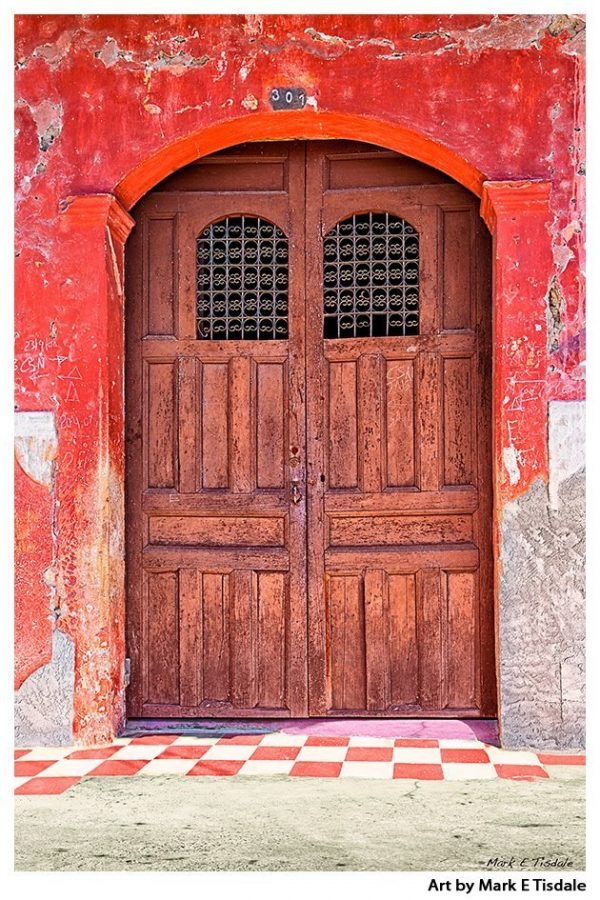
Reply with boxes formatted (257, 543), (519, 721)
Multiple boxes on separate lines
(196, 216), (289, 340)
(323, 212), (419, 339)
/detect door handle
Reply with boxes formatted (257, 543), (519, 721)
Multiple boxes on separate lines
(290, 483), (303, 505)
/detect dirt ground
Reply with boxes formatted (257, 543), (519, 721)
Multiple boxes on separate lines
(14, 768), (585, 872)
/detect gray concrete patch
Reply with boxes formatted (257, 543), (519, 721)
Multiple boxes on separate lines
(499, 469), (585, 750)
(14, 629), (74, 747)
(14, 773), (585, 872)
(548, 400), (585, 511)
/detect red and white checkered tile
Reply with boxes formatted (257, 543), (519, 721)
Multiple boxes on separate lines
(14, 734), (585, 795)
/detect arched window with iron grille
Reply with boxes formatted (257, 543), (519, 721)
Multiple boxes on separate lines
(323, 212), (419, 339)
(196, 215), (289, 340)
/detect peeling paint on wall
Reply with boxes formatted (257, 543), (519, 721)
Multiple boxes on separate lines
(548, 400), (585, 511)
(15, 629), (75, 747)
(15, 410), (58, 689)
(502, 446), (521, 487)
(14, 410), (57, 488)
(95, 36), (134, 68)
(499, 469), (585, 750)
(546, 276), (566, 352)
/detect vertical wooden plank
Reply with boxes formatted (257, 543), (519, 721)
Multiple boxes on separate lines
(283, 141), (309, 717)
(201, 363), (229, 489)
(147, 217), (176, 336)
(230, 570), (257, 708)
(418, 568), (443, 709)
(176, 214), (197, 340)
(445, 571), (477, 708)
(147, 362), (176, 488)
(417, 207), (440, 336)
(364, 568), (387, 711)
(443, 357), (474, 486)
(146, 571), (179, 704)
(388, 574), (418, 706)
(305, 141), (327, 715)
(443, 209), (473, 331)
(328, 361), (358, 488)
(125, 219), (144, 716)
(327, 575), (366, 710)
(178, 568), (201, 707)
(178, 357), (199, 493)
(257, 572), (286, 708)
(327, 576), (345, 710)
(359, 354), (383, 493)
(417, 352), (440, 491)
(201, 573), (230, 702)
(256, 363), (286, 488)
(229, 356), (253, 492)
(474, 213), (496, 716)
(343, 576), (367, 710)
(385, 358), (416, 488)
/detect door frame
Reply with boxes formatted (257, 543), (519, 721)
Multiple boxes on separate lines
(59, 110), (553, 745)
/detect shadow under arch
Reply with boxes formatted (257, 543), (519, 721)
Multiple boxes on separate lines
(115, 110), (487, 210)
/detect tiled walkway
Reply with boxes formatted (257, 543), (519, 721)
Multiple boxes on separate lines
(15, 730), (585, 795)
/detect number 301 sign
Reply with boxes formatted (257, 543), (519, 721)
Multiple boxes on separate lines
(269, 87), (307, 110)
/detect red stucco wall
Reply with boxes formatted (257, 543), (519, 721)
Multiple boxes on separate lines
(14, 14), (585, 740)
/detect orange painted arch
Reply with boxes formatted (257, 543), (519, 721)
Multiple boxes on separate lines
(115, 111), (486, 210)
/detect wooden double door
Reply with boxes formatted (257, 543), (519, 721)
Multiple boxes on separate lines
(125, 140), (496, 719)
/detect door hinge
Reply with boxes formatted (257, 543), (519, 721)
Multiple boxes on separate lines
(124, 657), (131, 688)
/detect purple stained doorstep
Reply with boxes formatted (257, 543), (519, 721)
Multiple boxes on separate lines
(125, 717), (500, 745)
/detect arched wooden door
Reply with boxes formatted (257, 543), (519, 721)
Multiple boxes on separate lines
(125, 140), (496, 719)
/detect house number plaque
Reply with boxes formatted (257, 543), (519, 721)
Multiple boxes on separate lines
(269, 87), (306, 110)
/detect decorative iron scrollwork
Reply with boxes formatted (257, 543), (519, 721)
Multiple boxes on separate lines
(196, 216), (289, 340)
(323, 212), (420, 339)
